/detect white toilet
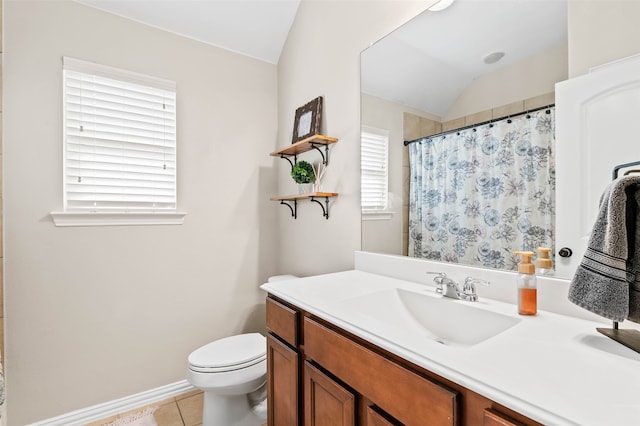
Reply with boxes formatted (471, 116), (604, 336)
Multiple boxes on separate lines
(187, 275), (298, 426)
(187, 332), (267, 426)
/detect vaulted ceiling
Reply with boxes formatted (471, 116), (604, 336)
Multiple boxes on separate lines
(75, 0), (301, 64)
(76, 0), (567, 116)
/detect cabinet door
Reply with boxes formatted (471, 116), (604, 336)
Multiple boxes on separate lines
(483, 408), (526, 426)
(366, 406), (402, 426)
(304, 361), (355, 426)
(267, 334), (299, 426)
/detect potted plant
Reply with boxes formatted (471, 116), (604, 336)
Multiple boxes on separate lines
(291, 160), (316, 194)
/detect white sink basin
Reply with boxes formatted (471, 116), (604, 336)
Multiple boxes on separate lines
(335, 288), (521, 347)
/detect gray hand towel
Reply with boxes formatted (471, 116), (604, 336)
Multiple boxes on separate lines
(628, 188), (640, 323)
(568, 175), (640, 323)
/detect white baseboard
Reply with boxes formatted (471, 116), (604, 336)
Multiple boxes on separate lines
(29, 380), (196, 426)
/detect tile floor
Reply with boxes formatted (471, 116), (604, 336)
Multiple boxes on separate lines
(85, 389), (267, 426)
(85, 389), (203, 426)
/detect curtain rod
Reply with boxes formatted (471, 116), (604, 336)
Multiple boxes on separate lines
(403, 103), (555, 146)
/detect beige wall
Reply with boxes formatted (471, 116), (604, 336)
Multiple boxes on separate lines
(360, 94), (412, 256)
(444, 42), (567, 121)
(569, 0), (640, 78)
(3, 1), (278, 424)
(276, 0), (432, 277)
(361, 94), (442, 256)
(0, 0), (4, 373)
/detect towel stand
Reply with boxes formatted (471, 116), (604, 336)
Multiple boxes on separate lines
(611, 160), (640, 180)
(596, 327), (640, 353)
(596, 161), (640, 354)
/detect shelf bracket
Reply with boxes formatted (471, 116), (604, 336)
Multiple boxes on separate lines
(310, 142), (329, 165)
(310, 196), (330, 219)
(280, 154), (297, 170)
(279, 200), (297, 219)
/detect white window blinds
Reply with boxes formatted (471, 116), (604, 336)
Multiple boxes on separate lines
(361, 127), (389, 213)
(63, 57), (177, 212)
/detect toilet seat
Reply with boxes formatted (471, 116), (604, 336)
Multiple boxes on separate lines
(188, 333), (266, 373)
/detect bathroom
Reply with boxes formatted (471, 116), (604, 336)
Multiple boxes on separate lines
(3, 0), (640, 425)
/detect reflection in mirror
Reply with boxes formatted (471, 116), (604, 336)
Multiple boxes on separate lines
(360, 0), (567, 273)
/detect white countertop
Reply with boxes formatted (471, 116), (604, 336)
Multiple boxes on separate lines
(261, 269), (640, 426)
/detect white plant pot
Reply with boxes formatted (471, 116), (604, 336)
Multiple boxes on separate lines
(297, 183), (313, 194)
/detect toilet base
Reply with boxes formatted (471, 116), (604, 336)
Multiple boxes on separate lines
(202, 391), (266, 426)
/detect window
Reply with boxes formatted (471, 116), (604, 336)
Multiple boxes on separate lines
(361, 126), (390, 218)
(52, 57), (183, 226)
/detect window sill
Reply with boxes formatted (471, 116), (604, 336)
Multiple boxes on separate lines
(362, 210), (395, 221)
(50, 211), (187, 227)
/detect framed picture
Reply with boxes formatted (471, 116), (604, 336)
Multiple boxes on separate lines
(292, 96), (323, 143)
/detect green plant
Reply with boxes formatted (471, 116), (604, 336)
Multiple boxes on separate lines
(291, 160), (316, 184)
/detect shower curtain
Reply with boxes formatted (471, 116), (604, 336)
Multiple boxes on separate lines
(408, 108), (555, 271)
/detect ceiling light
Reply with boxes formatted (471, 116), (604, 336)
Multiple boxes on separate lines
(483, 52), (505, 65)
(428, 0), (455, 12)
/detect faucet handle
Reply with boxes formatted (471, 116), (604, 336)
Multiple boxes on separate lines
(461, 277), (490, 301)
(426, 272), (448, 293)
(464, 276), (490, 286)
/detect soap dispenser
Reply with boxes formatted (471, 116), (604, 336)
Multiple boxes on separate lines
(514, 251), (537, 316)
(536, 247), (553, 276)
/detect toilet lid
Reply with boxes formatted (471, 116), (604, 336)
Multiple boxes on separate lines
(188, 333), (266, 370)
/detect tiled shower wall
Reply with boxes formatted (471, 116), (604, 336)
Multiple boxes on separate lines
(401, 92), (556, 255)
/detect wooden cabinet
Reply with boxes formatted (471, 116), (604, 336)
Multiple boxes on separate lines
(265, 295), (541, 426)
(266, 297), (301, 425)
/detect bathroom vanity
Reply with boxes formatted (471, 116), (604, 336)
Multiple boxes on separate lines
(266, 295), (537, 426)
(261, 253), (640, 426)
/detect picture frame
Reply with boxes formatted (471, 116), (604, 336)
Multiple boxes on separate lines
(292, 96), (323, 143)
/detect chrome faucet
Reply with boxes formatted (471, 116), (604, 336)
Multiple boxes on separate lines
(426, 272), (489, 302)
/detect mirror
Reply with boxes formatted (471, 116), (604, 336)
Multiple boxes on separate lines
(360, 0), (567, 273)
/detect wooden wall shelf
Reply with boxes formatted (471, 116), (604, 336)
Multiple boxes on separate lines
(270, 134), (338, 219)
(271, 192), (338, 219)
(270, 135), (338, 166)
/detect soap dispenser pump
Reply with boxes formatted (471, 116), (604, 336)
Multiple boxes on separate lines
(536, 247), (553, 276)
(514, 251), (537, 316)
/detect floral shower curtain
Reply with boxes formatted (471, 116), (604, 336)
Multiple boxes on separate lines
(408, 107), (555, 271)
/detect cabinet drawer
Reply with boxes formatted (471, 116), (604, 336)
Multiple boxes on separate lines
(304, 317), (458, 426)
(266, 297), (298, 347)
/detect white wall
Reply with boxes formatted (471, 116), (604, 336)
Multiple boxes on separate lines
(3, 1), (278, 424)
(275, 0), (432, 277)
